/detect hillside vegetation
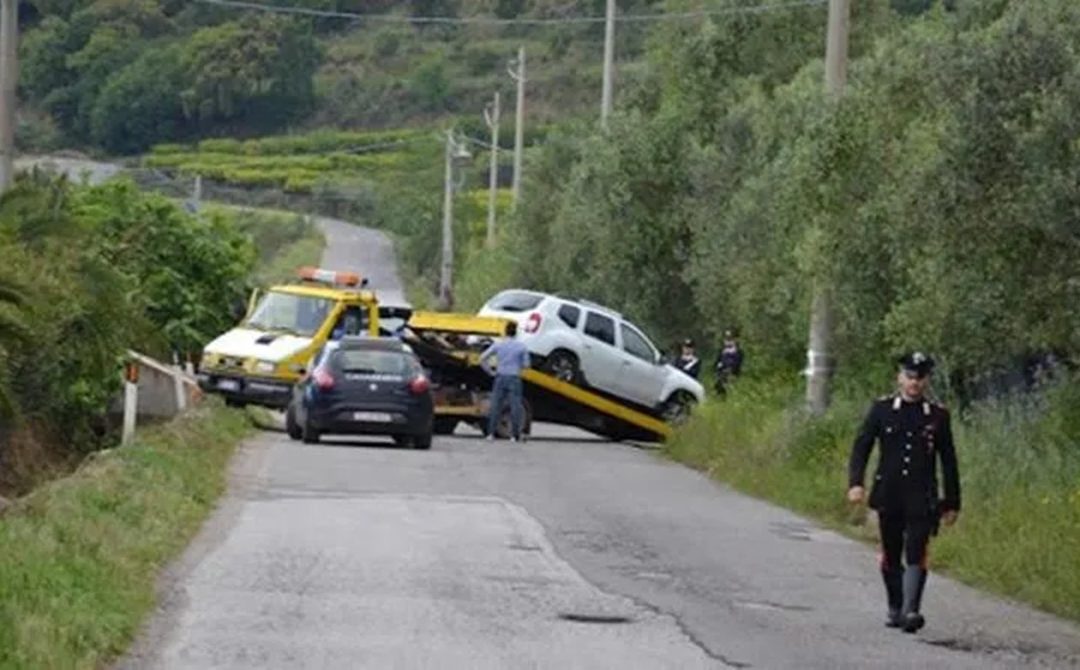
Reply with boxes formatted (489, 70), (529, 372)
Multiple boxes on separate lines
(17, 0), (661, 154)
(0, 173), (319, 496)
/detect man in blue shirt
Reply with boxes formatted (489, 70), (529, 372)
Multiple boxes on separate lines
(479, 321), (531, 441)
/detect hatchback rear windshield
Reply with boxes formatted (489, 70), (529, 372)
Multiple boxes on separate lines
(334, 350), (412, 375)
(484, 291), (543, 313)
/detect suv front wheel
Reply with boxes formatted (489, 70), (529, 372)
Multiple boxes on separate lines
(661, 391), (697, 425)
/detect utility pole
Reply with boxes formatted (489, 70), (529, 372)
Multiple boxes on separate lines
(438, 131), (470, 311)
(508, 47), (525, 211)
(483, 92), (500, 249)
(0, 0), (19, 194)
(438, 130), (455, 311)
(805, 0), (850, 416)
(601, 0), (616, 129)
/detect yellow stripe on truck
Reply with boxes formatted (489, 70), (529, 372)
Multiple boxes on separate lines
(408, 311), (511, 336)
(521, 369), (673, 439)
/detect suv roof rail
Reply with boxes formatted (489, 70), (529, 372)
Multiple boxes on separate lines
(555, 294), (622, 319)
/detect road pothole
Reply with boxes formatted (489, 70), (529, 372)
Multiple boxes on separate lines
(769, 522), (813, 542)
(507, 542), (543, 552)
(735, 599), (813, 613)
(921, 637), (1053, 658)
(558, 612), (635, 624)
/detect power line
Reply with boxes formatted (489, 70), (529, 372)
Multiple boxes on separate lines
(338, 136), (432, 154)
(194, 0), (827, 26)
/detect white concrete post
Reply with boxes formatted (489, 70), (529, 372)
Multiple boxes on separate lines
(172, 352), (187, 413)
(122, 380), (138, 445)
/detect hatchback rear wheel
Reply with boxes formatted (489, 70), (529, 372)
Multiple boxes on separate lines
(285, 403), (302, 440)
(301, 416), (320, 444)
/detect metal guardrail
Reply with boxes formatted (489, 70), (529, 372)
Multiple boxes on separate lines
(120, 350), (202, 445)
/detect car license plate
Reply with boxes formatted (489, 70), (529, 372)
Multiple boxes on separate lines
(353, 411), (392, 423)
(217, 379), (240, 392)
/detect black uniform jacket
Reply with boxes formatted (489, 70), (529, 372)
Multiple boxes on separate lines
(675, 355), (701, 379)
(848, 395), (961, 517)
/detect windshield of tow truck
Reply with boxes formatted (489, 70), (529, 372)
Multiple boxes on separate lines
(245, 290), (333, 337)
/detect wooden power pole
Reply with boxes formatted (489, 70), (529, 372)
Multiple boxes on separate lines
(508, 47), (526, 211)
(0, 0), (18, 194)
(805, 0), (850, 415)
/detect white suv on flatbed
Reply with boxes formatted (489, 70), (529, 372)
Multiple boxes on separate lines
(478, 290), (704, 421)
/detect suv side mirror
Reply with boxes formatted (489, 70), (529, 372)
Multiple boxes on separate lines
(656, 352), (669, 366)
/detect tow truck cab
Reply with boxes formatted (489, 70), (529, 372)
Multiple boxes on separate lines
(197, 267), (387, 409)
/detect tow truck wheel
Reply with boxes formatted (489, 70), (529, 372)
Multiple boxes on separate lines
(661, 391), (697, 426)
(544, 350), (582, 385)
(433, 418), (459, 435)
(494, 400), (533, 439)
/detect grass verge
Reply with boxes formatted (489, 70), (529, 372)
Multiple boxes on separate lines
(0, 403), (253, 669)
(667, 376), (1080, 622)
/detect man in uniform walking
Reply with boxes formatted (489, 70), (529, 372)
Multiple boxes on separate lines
(847, 352), (961, 633)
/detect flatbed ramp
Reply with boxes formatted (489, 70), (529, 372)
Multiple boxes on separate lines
(404, 311), (672, 443)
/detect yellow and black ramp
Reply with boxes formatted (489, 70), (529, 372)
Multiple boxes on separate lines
(520, 370), (671, 442)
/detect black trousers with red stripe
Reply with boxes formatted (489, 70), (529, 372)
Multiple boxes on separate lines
(878, 511), (933, 570)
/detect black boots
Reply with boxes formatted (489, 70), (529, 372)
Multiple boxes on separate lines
(882, 568), (903, 628)
(900, 566), (928, 633)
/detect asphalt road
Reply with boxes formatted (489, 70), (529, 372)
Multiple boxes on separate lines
(315, 216), (407, 306)
(115, 198), (1080, 669)
(14, 154), (122, 185)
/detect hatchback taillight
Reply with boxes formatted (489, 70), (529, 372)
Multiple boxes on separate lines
(313, 367), (335, 391)
(408, 376), (431, 395)
(524, 312), (542, 334)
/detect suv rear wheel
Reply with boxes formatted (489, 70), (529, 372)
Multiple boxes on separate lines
(544, 350), (582, 385)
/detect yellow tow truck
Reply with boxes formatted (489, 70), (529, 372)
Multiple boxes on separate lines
(197, 267), (408, 409)
(199, 266), (674, 442)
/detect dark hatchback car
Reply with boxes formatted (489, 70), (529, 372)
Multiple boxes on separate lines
(285, 337), (434, 448)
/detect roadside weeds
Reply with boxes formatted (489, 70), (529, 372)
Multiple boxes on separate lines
(0, 403), (252, 670)
(665, 378), (1080, 624)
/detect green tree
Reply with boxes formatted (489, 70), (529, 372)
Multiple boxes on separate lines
(179, 16), (321, 128)
(90, 44), (187, 153)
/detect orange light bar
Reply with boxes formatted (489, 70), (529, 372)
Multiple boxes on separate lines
(297, 266), (361, 287)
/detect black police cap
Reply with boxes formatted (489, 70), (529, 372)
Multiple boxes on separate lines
(897, 351), (935, 376)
